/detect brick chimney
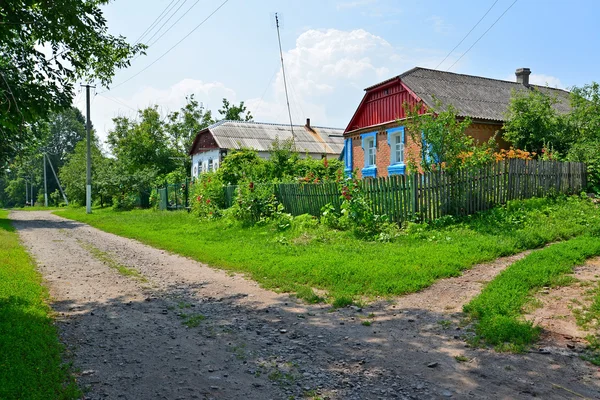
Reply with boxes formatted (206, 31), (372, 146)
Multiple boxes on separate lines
(515, 68), (531, 86)
(305, 118), (315, 132)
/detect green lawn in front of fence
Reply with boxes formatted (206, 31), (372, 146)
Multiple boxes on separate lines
(464, 235), (600, 352)
(0, 210), (80, 399)
(55, 195), (600, 303)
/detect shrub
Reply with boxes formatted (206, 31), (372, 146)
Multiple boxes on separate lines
(191, 172), (225, 219)
(231, 180), (278, 225)
(112, 193), (136, 211)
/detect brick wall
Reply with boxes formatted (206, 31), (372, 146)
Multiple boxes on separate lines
(347, 120), (509, 178)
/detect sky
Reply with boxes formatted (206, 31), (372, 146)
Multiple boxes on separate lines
(77, 0), (600, 144)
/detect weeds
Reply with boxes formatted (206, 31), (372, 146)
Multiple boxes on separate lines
(79, 241), (147, 282)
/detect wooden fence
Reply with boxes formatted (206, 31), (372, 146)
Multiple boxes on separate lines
(222, 159), (587, 222)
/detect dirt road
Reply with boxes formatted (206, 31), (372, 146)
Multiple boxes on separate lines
(11, 210), (600, 399)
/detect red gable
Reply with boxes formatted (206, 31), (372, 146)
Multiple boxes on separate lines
(344, 78), (424, 134)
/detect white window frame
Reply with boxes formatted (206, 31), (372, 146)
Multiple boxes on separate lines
(208, 158), (214, 172)
(366, 137), (376, 167)
(391, 132), (405, 164)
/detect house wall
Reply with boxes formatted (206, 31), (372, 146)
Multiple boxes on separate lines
(346, 120), (506, 179)
(191, 149), (220, 178)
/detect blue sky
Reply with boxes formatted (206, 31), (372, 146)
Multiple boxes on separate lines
(80, 0), (600, 142)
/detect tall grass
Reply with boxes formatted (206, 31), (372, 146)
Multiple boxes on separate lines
(0, 210), (80, 399)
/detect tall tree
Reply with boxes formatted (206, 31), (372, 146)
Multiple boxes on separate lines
(166, 94), (214, 156)
(218, 98), (253, 121)
(0, 0), (144, 163)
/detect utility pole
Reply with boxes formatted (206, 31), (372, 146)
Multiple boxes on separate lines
(43, 153), (48, 207)
(274, 13), (294, 140)
(25, 178), (28, 206)
(82, 84), (95, 214)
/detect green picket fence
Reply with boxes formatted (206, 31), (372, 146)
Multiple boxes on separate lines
(221, 159), (586, 222)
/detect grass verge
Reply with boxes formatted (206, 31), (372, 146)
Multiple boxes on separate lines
(78, 241), (147, 282)
(55, 196), (600, 304)
(464, 235), (600, 352)
(0, 210), (80, 399)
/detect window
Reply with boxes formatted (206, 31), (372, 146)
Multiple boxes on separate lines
(393, 134), (404, 164)
(366, 137), (376, 166)
(387, 127), (406, 176)
(208, 158), (214, 172)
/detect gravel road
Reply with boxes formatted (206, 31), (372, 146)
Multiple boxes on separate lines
(11, 210), (600, 400)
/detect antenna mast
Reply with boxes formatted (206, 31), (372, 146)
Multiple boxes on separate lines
(275, 13), (294, 138)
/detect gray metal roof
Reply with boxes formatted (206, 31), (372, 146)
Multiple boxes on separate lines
(372, 67), (571, 122)
(206, 120), (344, 155)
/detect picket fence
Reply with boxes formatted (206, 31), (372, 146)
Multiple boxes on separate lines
(223, 159), (587, 223)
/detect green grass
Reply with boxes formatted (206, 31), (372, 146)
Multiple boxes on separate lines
(464, 235), (600, 351)
(0, 210), (80, 399)
(178, 313), (206, 328)
(79, 241), (147, 282)
(55, 196), (600, 304)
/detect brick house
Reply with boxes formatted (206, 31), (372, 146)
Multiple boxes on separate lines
(342, 67), (571, 178)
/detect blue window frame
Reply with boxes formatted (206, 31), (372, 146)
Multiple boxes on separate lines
(343, 138), (353, 176)
(387, 126), (406, 175)
(360, 131), (377, 178)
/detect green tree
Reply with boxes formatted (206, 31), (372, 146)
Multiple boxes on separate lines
(217, 148), (266, 185)
(0, 0), (144, 163)
(218, 98), (253, 121)
(266, 137), (299, 180)
(503, 88), (571, 155)
(403, 100), (476, 172)
(166, 94), (215, 155)
(59, 133), (108, 206)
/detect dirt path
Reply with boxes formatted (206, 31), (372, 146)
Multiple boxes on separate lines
(11, 210), (600, 400)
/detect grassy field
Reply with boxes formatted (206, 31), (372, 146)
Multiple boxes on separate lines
(464, 235), (600, 351)
(0, 210), (80, 399)
(55, 195), (600, 303)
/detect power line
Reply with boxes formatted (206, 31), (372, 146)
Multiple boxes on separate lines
(447, 0), (519, 71)
(97, 93), (137, 112)
(134, 0), (179, 44)
(99, 0), (230, 94)
(145, 0), (202, 48)
(143, 0), (191, 46)
(0, 72), (25, 126)
(435, 0), (499, 70)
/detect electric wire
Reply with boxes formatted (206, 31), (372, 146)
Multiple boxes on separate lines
(447, 0), (519, 71)
(97, 93), (137, 112)
(143, 0), (190, 46)
(435, 0), (499, 70)
(134, 0), (179, 44)
(99, 0), (229, 94)
(145, 0), (202, 48)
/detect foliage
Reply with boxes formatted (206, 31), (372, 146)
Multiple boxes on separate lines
(465, 234), (600, 352)
(296, 157), (344, 183)
(0, 0), (144, 162)
(231, 180), (279, 225)
(218, 98), (253, 121)
(0, 211), (80, 398)
(191, 172), (224, 219)
(566, 82), (600, 192)
(56, 195), (600, 305)
(266, 138), (299, 181)
(218, 148), (267, 185)
(503, 88), (571, 155)
(166, 94), (214, 173)
(403, 100), (480, 173)
(59, 134), (110, 206)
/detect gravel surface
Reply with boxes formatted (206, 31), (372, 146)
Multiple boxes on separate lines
(11, 210), (600, 400)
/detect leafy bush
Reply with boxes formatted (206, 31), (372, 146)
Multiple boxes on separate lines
(112, 193), (136, 211)
(191, 172), (224, 219)
(231, 180), (279, 225)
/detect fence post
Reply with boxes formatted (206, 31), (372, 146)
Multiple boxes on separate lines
(411, 173), (418, 217)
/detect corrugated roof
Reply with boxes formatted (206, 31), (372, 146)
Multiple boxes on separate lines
(200, 121), (344, 155)
(368, 67), (571, 122)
